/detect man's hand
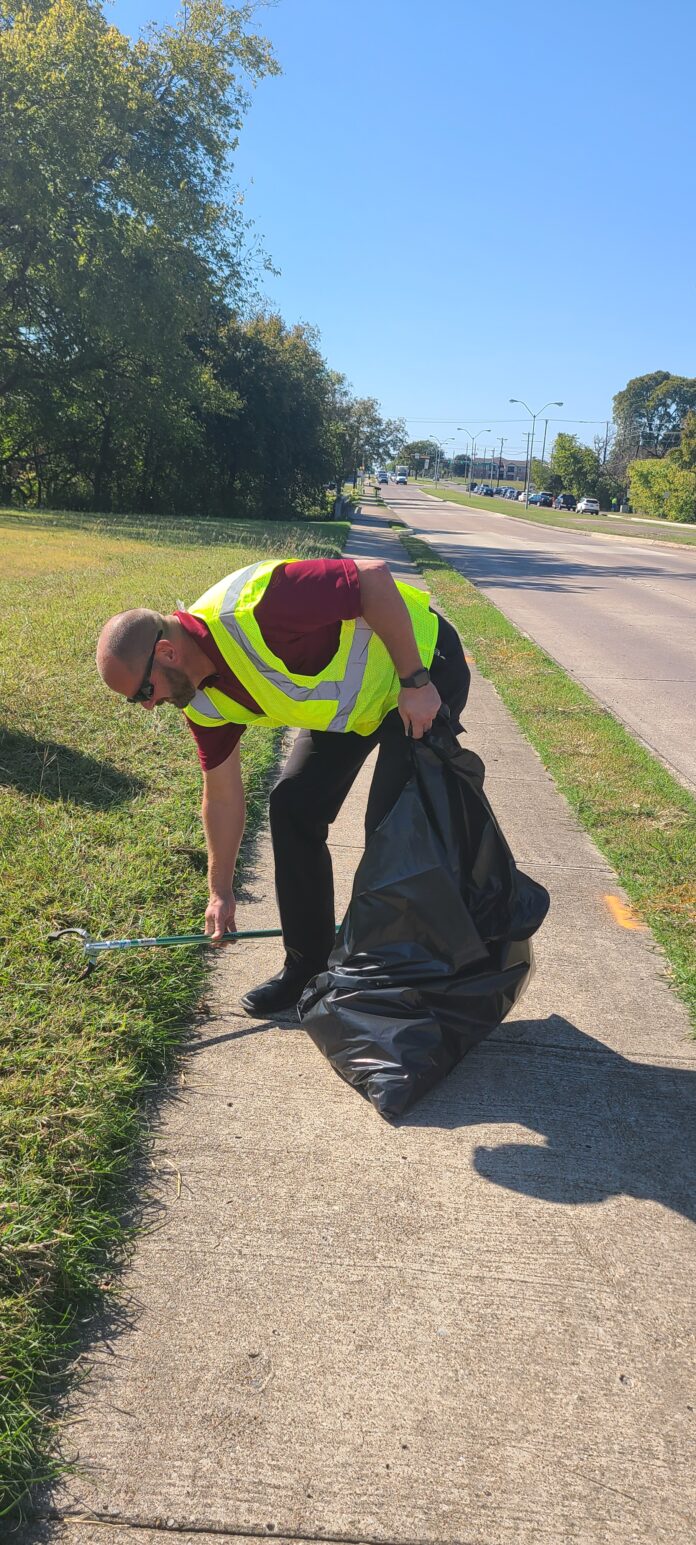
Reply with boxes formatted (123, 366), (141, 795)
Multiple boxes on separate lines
(205, 890), (237, 945)
(398, 680), (442, 739)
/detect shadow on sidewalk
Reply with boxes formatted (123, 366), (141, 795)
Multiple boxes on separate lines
(404, 1016), (696, 1223)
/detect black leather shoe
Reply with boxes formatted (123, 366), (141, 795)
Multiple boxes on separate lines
(240, 961), (324, 1018)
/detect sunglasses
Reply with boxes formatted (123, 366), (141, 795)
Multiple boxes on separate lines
(127, 628), (163, 704)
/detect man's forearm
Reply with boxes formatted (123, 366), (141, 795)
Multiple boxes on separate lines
(202, 793), (245, 896)
(357, 561), (423, 676)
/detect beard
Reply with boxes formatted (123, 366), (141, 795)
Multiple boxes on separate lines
(160, 664), (197, 708)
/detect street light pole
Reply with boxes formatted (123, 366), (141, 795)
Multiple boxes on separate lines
(509, 398), (563, 506)
(432, 436), (453, 486)
(457, 427), (491, 490)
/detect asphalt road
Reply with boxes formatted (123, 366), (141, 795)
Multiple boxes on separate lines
(387, 483), (696, 792)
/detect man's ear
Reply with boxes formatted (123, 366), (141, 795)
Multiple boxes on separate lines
(156, 637), (178, 666)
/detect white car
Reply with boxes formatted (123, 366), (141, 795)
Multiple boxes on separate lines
(576, 497), (601, 514)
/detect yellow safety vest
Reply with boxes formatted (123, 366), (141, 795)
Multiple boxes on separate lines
(183, 558), (438, 737)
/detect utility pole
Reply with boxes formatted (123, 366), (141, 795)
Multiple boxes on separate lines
(539, 419), (549, 478)
(603, 420), (610, 464)
(496, 435), (506, 489)
(524, 430), (531, 494)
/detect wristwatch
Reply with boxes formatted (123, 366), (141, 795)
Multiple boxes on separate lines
(399, 667), (431, 689)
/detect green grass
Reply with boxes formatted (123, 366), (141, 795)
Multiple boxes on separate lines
(399, 533), (696, 1031)
(0, 508), (349, 1518)
(418, 480), (696, 545)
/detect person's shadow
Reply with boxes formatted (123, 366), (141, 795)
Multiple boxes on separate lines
(405, 1015), (696, 1224)
(0, 728), (144, 805)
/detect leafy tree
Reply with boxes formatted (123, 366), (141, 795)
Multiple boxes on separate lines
(530, 459), (560, 493)
(549, 433), (600, 497)
(203, 313), (337, 516)
(613, 372), (696, 463)
(400, 439), (441, 474)
(672, 409), (696, 469)
(0, 0), (278, 509)
(628, 407), (696, 522)
(0, 2), (401, 519)
(330, 389), (405, 485)
(629, 459), (696, 522)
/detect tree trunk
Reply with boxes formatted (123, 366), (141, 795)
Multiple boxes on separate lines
(93, 408), (113, 509)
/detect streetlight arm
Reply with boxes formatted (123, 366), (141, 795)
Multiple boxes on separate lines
(510, 397), (563, 417)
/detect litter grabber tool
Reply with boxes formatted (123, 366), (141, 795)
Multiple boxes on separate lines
(49, 924), (285, 976)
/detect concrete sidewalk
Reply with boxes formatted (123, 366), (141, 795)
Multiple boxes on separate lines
(25, 506), (695, 1545)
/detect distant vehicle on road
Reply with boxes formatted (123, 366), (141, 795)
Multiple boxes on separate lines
(576, 496), (601, 514)
(528, 491), (554, 507)
(395, 474), (407, 484)
(554, 493), (576, 510)
(376, 469), (389, 483)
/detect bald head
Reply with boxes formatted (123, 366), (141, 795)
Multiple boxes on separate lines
(96, 609), (166, 693)
(96, 607), (204, 709)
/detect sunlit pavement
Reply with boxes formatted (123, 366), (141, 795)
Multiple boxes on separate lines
(388, 482), (696, 792)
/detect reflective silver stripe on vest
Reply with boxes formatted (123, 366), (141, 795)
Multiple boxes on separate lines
(217, 563), (377, 729)
(188, 689), (226, 721)
(330, 619), (374, 730)
(222, 563), (266, 612)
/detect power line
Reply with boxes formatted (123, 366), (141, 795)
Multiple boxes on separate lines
(402, 416), (610, 425)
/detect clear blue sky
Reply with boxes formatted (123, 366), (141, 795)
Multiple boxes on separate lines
(111, 0), (695, 460)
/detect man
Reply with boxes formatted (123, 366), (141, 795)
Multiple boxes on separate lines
(96, 556), (470, 1016)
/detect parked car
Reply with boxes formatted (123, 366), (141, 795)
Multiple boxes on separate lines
(528, 491), (554, 507)
(554, 493), (576, 510)
(476, 484), (495, 496)
(576, 496), (601, 514)
(505, 487), (520, 500)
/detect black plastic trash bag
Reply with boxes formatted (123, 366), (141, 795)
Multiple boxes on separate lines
(298, 715), (550, 1121)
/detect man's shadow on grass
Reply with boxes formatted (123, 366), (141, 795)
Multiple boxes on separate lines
(405, 1014), (696, 1224)
(0, 727), (145, 805)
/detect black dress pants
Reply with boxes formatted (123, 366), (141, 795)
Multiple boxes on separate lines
(268, 612), (471, 971)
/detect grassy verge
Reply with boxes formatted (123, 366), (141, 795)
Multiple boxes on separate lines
(0, 509), (349, 1517)
(399, 533), (696, 1030)
(417, 481), (696, 545)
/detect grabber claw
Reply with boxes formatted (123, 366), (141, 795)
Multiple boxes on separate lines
(48, 926), (98, 976)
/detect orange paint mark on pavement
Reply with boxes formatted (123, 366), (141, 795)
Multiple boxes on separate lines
(604, 894), (646, 930)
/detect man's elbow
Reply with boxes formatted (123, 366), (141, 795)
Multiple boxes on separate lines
(357, 558), (392, 610)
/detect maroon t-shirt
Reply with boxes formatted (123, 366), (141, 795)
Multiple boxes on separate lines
(178, 557), (362, 770)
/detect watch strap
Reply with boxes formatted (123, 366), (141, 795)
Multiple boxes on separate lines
(399, 667), (431, 689)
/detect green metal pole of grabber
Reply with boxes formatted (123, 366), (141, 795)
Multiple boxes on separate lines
(49, 924), (287, 974)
